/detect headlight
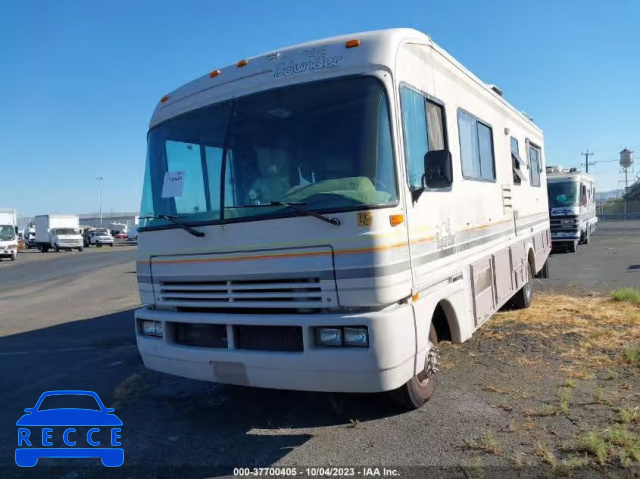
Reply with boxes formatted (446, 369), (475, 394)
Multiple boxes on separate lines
(139, 320), (163, 338)
(343, 327), (369, 347)
(316, 326), (369, 347)
(317, 328), (342, 347)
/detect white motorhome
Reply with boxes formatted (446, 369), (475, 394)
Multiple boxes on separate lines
(135, 29), (551, 409)
(546, 167), (597, 252)
(0, 209), (18, 261)
(35, 215), (84, 252)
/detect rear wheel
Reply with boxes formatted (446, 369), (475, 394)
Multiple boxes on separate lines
(390, 323), (438, 410)
(510, 262), (533, 309)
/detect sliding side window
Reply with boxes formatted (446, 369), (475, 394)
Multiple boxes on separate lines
(458, 110), (496, 181)
(400, 86), (448, 191)
(528, 143), (542, 187)
(511, 137), (527, 185)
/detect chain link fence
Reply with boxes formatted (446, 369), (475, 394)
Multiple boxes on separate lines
(598, 200), (640, 221)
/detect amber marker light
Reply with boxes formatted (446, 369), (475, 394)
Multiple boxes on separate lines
(345, 39), (361, 48)
(390, 214), (404, 227)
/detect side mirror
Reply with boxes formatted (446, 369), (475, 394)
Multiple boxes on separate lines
(424, 150), (453, 189)
(24, 408), (33, 413)
(105, 408), (115, 413)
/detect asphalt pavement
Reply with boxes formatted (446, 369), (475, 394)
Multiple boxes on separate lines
(0, 246), (137, 292)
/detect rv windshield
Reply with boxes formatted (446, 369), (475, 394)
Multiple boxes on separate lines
(548, 182), (579, 208)
(0, 225), (15, 241)
(140, 76), (397, 229)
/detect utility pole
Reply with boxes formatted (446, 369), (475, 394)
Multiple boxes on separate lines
(97, 177), (103, 226)
(582, 150), (595, 173)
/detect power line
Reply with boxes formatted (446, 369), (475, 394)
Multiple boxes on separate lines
(582, 150), (595, 173)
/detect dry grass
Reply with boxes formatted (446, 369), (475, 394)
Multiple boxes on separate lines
(493, 294), (640, 368)
(534, 441), (557, 466)
(464, 431), (503, 456)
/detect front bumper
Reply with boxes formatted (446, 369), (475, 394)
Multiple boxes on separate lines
(551, 231), (580, 242)
(1, 247), (16, 257)
(135, 305), (417, 393)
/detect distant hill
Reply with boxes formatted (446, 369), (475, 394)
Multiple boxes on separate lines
(596, 190), (620, 202)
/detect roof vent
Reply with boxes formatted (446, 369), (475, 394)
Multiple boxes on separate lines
(488, 84), (503, 96)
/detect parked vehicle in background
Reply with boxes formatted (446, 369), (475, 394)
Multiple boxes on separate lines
(113, 232), (127, 239)
(80, 226), (94, 247)
(0, 209), (18, 261)
(23, 224), (36, 248)
(35, 215), (84, 252)
(89, 228), (114, 247)
(134, 28), (551, 410)
(128, 225), (138, 241)
(546, 167), (597, 253)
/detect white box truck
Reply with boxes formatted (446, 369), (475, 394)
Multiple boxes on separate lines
(35, 215), (84, 252)
(134, 29), (551, 410)
(0, 209), (18, 261)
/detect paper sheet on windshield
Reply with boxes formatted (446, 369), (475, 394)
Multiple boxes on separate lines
(161, 171), (185, 198)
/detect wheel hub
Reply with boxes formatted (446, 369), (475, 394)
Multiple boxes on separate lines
(426, 345), (439, 378)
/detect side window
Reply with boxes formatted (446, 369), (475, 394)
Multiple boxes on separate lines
(458, 110), (495, 181)
(400, 87), (428, 190)
(528, 143), (542, 187)
(165, 141), (207, 214)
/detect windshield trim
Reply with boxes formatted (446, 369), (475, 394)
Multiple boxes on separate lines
(140, 73), (400, 232)
(138, 202), (396, 233)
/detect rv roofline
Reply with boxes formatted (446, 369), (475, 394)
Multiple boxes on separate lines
(150, 28), (542, 134)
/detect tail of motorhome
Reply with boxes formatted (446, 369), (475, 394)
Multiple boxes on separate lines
(134, 28), (551, 410)
(546, 166), (597, 253)
(0, 208), (18, 261)
(35, 214), (84, 253)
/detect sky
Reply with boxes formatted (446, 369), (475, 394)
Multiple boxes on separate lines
(2, 0), (639, 217)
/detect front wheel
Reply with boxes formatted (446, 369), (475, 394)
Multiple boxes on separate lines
(390, 324), (438, 410)
(110, 243), (114, 247)
(78, 247), (83, 252)
(568, 240), (578, 253)
(10, 254), (16, 261)
(53, 244), (60, 253)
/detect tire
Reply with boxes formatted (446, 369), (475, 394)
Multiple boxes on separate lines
(535, 259), (550, 279)
(390, 323), (438, 410)
(10, 254), (16, 261)
(110, 243), (114, 247)
(583, 232), (590, 245)
(510, 261), (533, 309)
(568, 240), (578, 253)
(78, 247), (83, 252)
(53, 243), (60, 253)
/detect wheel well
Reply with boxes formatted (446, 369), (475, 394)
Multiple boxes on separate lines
(432, 302), (453, 342)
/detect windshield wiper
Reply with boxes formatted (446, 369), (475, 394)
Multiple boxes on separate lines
(140, 215), (205, 238)
(228, 201), (340, 226)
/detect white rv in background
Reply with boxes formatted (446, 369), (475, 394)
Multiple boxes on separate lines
(0, 209), (18, 261)
(35, 215), (84, 252)
(134, 29), (551, 409)
(546, 167), (597, 252)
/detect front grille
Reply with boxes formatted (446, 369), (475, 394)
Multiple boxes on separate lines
(173, 323), (227, 348)
(158, 278), (326, 310)
(550, 214), (579, 232)
(234, 325), (303, 352)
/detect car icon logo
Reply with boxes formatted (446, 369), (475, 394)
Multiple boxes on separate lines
(15, 390), (123, 467)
